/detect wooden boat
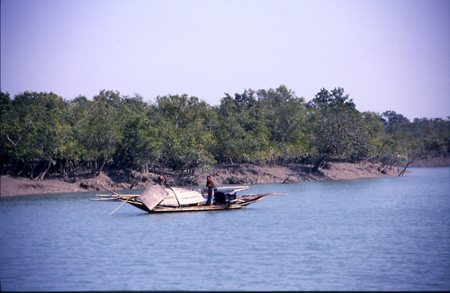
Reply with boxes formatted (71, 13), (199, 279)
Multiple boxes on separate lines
(92, 184), (284, 214)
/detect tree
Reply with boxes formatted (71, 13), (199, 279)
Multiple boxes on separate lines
(411, 117), (450, 157)
(380, 110), (410, 132)
(307, 88), (368, 172)
(256, 85), (308, 164)
(0, 92), (15, 170)
(119, 114), (161, 172)
(360, 111), (387, 161)
(1, 91), (70, 179)
(215, 90), (267, 164)
(155, 94), (216, 172)
(88, 90), (124, 175)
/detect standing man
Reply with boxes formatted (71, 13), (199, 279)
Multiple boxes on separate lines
(205, 176), (215, 205)
(157, 174), (165, 186)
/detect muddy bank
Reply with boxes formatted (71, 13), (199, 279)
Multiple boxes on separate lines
(0, 160), (413, 197)
(409, 156), (450, 167)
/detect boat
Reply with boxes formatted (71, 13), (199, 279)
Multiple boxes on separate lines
(92, 183), (284, 214)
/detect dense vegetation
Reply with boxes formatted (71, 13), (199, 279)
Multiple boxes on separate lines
(1, 85), (449, 180)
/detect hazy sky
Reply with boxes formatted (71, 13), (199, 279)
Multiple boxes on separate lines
(2, 0), (449, 120)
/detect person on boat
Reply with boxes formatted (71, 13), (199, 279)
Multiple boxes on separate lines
(157, 174), (165, 186)
(205, 176), (215, 205)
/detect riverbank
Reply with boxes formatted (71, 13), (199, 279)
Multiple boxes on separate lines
(1, 158), (448, 197)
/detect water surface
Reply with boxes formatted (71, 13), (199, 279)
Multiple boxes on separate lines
(1, 167), (449, 291)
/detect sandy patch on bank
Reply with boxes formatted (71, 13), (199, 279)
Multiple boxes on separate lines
(321, 161), (401, 180)
(0, 172), (130, 198)
(1, 161), (404, 197)
(209, 161), (400, 184)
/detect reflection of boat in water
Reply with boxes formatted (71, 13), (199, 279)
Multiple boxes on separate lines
(92, 184), (284, 214)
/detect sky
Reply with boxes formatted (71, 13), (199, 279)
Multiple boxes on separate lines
(1, 0), (449, 120)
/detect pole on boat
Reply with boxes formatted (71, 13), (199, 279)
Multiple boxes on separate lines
(168, 187), (181, 207)
(101, 184), (121, 196)
(216, 185), (249, 191)
(109, 196), (132, 216)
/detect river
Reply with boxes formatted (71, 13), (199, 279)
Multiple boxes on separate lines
(1, 167), (449, 291)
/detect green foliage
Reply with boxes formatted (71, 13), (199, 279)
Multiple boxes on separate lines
(1, 86), (448, 178)
(1, 91), (70, 178)
(214, 85), (308, 164)
(155, 94), (216, 171)
(306, 88), (371, 170)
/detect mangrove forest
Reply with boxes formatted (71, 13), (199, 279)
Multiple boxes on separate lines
(1, 85), (449, 180)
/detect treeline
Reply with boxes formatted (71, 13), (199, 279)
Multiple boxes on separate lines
(1, 85), (449, 180)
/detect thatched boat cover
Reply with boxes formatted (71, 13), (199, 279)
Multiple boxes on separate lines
(137, 184), (169, 210)
(158, 187), (206, 207)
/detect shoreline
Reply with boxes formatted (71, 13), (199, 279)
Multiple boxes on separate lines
(1, 159), (449, 197)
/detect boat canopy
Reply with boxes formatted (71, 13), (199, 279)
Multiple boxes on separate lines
(137, 184), (168, 210)
(137, 184), (206, 209)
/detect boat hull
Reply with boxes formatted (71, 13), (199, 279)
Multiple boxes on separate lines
(91, 185), (283, 214)
(124, 194), (265, 213)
